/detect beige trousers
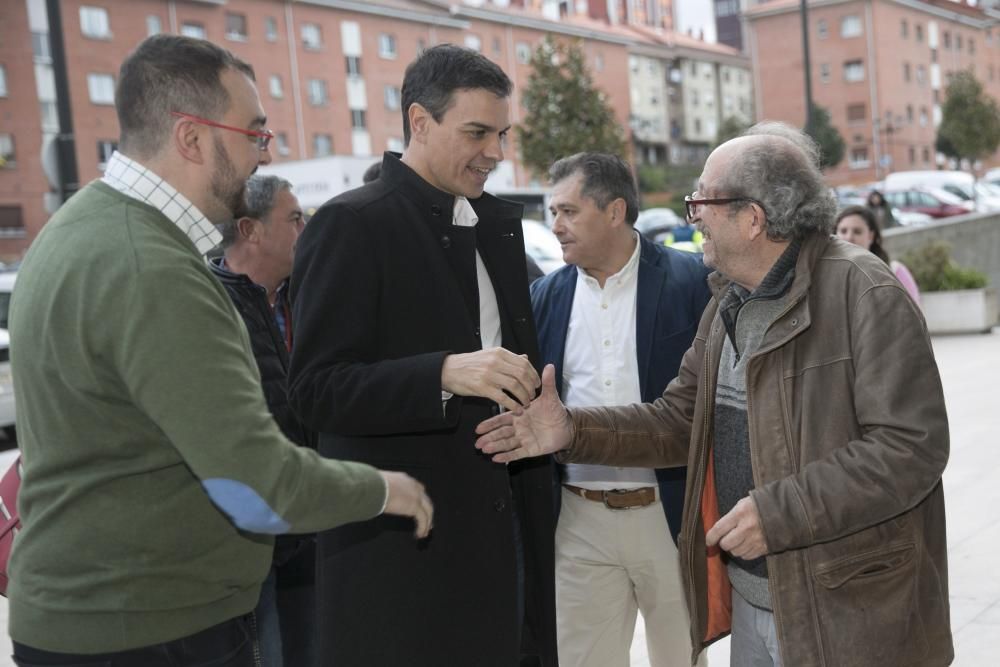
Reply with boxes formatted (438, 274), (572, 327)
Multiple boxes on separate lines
(555, 487), (705, 667)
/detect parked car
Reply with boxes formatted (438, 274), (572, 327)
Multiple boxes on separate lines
(521, 219), (564, 275)
(982, 168), (1000, 187)
(0, 271), (15, 440)
(882, 188), (973, 219)
(885, 170), (1000, 212)
(635, 208), (682, 245)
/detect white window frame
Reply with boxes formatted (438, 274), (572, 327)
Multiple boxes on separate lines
(464, 34), (481, 52)
(269, 75), (284, 99)
(146, 15), (162, 37)
(276, 132), (291, 156)
(384, 85), (400, 111)
(0, 66), (7, 98)
(87, 73), (115, 105)
(181, 22), (205, 39)
(225, 13), (248, 42)
(516, 42), (531, 64)
(80, 6), (111, 39)
(378, 34), (397, 59)
(313, 134), (333, 157)
(840, 15), (862, 39)
(307, 79), (328, 106)
(848, 146), (870, 169)
(265, 17), (279, 43)
(0, 134), (15, 167)
(301, 23), (322, 50)
(843, 60), (865, 83)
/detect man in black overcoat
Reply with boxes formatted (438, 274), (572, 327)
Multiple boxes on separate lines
(288, 44), (558, 666)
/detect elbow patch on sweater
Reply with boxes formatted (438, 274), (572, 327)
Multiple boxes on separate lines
(201, 478), (292, 534)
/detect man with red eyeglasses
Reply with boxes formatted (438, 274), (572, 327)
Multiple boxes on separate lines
(476, 122), (952, 666)
(7, 34), (432, 667)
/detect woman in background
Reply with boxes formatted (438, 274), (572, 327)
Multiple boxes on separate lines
(836, 205), (921, 304)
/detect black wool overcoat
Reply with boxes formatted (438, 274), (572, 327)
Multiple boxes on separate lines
(288, 153), (558, 667)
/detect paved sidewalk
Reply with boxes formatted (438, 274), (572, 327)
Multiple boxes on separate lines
(0, 329), (996, 665)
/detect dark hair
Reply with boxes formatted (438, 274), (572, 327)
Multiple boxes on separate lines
(116, 34), (255, 159)
(835, 205), (890, 264)
(218, 175), (292, 250)
(717, 121), (836, 241)
(400, 44), (512, 145)
(548, 153), (639, 224)
(867, 190), (886, 207)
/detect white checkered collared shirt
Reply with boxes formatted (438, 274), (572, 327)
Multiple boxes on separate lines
(101, 151), (222, 256)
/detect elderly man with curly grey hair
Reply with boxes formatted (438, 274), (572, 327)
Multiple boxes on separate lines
(475, 121), (952, 667)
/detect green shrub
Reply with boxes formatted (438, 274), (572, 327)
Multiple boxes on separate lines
(902, 241), (988, 292)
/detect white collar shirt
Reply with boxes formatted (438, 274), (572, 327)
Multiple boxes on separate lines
(453, 196), (502, 350)
(562, 234), (656, 488)
(102, 151), (222, 256)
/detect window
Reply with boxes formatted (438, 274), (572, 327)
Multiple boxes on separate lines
(31, 32), (51, 61)
(269, 75), (284, 99)
(351, 109), (366, 129)
(301, 23), (322, 49)
(909, 146), (916, 164)
(903, 62), (911, 82)
(969, 39), (975, 55)
(691, 89), (699, 107)
(225, 13), (247, 41)
(0, 134), (15, 168)
(689, 61), (697, 75)
(943, 31), (951, 49)
(181, 23), (205, 39)
(516, 42), (531, 64)
(843, 60), (864, 82)
(96, 140), (117, 168)
(464, 34), (481, 52)
(0, 206), (25, 238)
(817, 19), (828, 39)
(916, 24), (923, 42)
(922, 147), (930, 163)
(716, 0), (738, 18)
(956, 34), (963, 51)
(379, 34), (397, 59)
(931, 48), (938, 63)
(919, 107), (928, 127)
(265, 17), (278, 42)
(384, 85), (400, 111)
(276, 132), (290, 156)
(840, 15), (862, 38)
(417, 38), (426, 53)
(846, 103), (865, 123)
(848, 146), (869, 168)
(146, 15), (162, 36)
(80, 6), (110, 39)
(87, 73), (115, 105)
(595, 54), (604, 72)
(493, 37), (502, 56)
(0, 66), (6, 97)
(907, 104), (914, 123)
(901, 20), (908, 38)
(307, 79), (328, 106)
(916, 65), (925, 86)
(313, 134), (333, 157)
(694, 118), (702, 134)
(345, 56), (361, 77)
(387, 137), (404, 153)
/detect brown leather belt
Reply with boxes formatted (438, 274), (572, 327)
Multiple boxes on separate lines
(563, 484), (657, 510)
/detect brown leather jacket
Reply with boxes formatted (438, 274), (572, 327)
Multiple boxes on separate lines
(564, 234), (952, 666)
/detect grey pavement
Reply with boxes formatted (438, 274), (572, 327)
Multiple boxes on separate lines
(0, 329), (996, 666)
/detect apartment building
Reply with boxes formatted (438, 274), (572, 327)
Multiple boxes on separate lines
(746, 0), (1000, 185)
(628, 29), (754, 166)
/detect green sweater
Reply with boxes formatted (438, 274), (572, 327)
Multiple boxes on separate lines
(7, 181), (386, 653)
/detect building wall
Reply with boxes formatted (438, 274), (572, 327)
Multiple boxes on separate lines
(629, 54), (671, 147)
(683, 59), (719, 144)
(0, 0), (48, 259)
(749, 0), (1000, 187)
(3, 0), (635, 248)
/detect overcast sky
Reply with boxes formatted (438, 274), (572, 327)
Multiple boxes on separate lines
(674, 0), (718, 43)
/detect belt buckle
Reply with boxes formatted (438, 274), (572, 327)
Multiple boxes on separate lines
(601, 489), (636, 510)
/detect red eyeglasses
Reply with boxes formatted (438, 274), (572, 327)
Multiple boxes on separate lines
(170, 111), (274, 151)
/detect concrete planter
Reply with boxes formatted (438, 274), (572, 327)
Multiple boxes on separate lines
(921, 287), (998, 335)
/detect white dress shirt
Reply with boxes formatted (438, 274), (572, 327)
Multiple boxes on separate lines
(441, 197), (503, 407)
(562, 234), (657, 489)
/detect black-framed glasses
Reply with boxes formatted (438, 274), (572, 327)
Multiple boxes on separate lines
(170, 111), (274, 151)
(684, 192), (766, 222)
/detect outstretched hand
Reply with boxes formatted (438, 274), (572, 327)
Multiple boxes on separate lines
(474, 364), (573, 463)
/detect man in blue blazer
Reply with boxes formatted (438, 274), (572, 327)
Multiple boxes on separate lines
(531, 153), (711, 666)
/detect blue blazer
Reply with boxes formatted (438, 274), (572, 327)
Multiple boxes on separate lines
(530, 234), (712, 542)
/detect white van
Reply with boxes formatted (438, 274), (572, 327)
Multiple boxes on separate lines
(884, 170), (1000, 212)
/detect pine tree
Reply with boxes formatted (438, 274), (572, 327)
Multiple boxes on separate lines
(935, 70), (1000, 167)
(804, 104), (845, 170)
(516, 36), (626, 179)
